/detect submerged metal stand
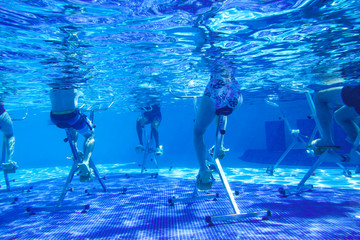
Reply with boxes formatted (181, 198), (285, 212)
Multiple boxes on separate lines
(169, 115), (270, 225)
(140, 124), (159, 174)
(279, 92), (359, 197)
(26, 102), (117, 214)
(56, 128), (107, 207)
(26, 128), (107, 214)
(26, 129), (107, 214)
(266, 100), (316, 175)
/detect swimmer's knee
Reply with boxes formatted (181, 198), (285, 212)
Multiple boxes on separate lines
(85, 134), (95, 143)
(151, 121), (160, 129)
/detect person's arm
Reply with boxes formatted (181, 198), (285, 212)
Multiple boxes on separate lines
(74, 89), (84, 108)
(76, 89), (84, 98)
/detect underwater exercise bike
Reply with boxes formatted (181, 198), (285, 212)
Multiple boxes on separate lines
(279, 91), (360, 197)
(137, 105), (161, 175)
(26, 96), (125, 214)
(168, 89), (271, 225)
(265, 93), (352, 177)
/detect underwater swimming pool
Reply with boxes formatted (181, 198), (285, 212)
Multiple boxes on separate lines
(1, 0), (360, 239)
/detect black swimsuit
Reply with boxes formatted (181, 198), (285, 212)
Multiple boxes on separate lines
(341, 85), (360, 114)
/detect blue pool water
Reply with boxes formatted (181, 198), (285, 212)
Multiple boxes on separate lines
(1, 0), (360, 239)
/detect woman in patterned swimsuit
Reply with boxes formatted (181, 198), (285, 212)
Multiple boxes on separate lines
(193, 58), (243, 190)
(204, 64), (242, 115)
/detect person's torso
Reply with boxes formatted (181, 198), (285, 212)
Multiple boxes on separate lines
(50, 88), (78, 112)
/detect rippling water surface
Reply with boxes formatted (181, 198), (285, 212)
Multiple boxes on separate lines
(1, 0), (360, 112)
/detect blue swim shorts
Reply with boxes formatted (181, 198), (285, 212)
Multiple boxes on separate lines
(50, 109), (94, 137)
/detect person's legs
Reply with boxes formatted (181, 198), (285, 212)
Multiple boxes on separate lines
(151, 121), (160, 147)
(73, 113), (95, 180)
(5, 135), (15, 163)
(136, 116), (144, 146)
(51, 110), (94, 180)
(73, 113), (94, 162)
(334, 106), (359, 143)
(67, 127), (80, 153)
(151, 120), (163, 155)
(136, 115), (150, 153)
(194, 95), (216, 190)
(314, 87), (344, 146)
(77, 133), (94, 181)
(82, 133), (95, 165)
(1, 135), (17, 173)
(193, 95), (216, 172)
(0, 112), (17, 172)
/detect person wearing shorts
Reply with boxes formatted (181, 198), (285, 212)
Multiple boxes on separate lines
(50, 87), (95, 181)
(136, 103), (163, 156)
(314, 85), (360, 148)
(0, 103), (17, 173)
(194, 62), (243, 190)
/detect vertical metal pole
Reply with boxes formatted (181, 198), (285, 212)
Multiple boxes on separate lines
(56, 160), (78, 207)
(273, 140), (298, 169)
(149, 129), (159, 169)
(213, 115), (240, 214)
(88, 159), (107, 192)
(67, 129), (80, 160)
(90, 110), (94, 123)
(305, 91), (324, 138)
(56, 129), (79, 207)
(141, 124), (148, 174)
(87, 109), (106, 190)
